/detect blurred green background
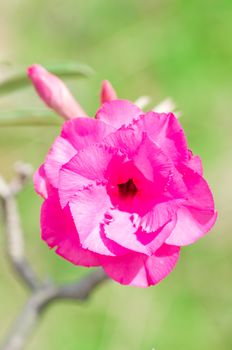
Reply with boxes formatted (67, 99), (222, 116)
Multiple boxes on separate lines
(0, 0), (231, 349)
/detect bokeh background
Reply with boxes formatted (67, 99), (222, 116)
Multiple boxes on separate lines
(0, 0), (231, 349)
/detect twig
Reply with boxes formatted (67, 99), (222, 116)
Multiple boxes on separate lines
(55, 269), (108, 301)
(0, 164), (108, 350)
(0, 271), (107, 350)
(0, 164), (39, 290)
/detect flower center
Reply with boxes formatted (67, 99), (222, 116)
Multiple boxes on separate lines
(117, 178), (138, 198)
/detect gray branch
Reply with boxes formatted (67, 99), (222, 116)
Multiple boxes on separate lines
(0, 164), (108, 350)
(0, 164), (39, 290)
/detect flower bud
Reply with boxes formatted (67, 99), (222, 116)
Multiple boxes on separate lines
(100, 80), (117, 104)
(28, 64), (87, 119)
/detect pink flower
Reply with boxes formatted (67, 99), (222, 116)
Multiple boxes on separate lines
(31, 66), (217, 287)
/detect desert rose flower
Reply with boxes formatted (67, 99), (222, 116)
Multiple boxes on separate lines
(30, 65), (217, 287)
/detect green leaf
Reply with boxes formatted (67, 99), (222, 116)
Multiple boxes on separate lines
(0, 109), (61, 127)
(0, 62), (94, 96)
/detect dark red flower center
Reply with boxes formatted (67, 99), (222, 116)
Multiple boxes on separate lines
(117, 178), (138, 198)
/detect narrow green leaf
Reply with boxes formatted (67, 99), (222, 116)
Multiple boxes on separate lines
(0, 109), (61, 127)
(0, 62), (94, 96)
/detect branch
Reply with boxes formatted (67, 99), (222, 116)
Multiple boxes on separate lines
(0, 164), (108, 350)
(0, 163), (39, 290)
(0, 271), (108, 350)
(55, 269), (108, 301)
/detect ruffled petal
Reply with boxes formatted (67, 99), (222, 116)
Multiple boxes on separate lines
(132, 134), (173, 184)
(44, 118), (115, 190)
(41, 190), (100, 267)
(103, 122), (143, 158)
(103, 209), (147, 255)
(69, 185), (126, 256)
(136, 112), (188, 164)
(96, 100), (142, 129)
(180, 165), (215, 210)
(33, 165), (48, 199)
(100, 244), (180, 287)
(187, 150), (203, 175)
(44, 136), (76, 188)
(61, 117), (115, 151)
(133, 200), (179, 233)
(135, 219), (177, 255)
(165, 206), (217, 246)
(104, 208), (177, 256)
(59, 145), (122, 208)
(165, 166), (216, 245)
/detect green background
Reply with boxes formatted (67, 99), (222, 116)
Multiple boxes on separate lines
(0, 0), (231, 349)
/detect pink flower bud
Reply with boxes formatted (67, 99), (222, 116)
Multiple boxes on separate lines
(28, 64), (87, 119)
(100, 80), (117, 104)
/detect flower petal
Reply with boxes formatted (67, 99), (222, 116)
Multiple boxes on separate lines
(165, 166), (216, 245)
(44, 136), (76, 188)
(59, 144), (121, 207)
(103, 210), (147, 255)
(133, 200), (179, 233)
(181, 165), (215, 210)
(41, 190), (100, 267)
(100, 244), (180, 287)
(104, 208), (177, 256)
(61, 117), (115, 150)
(45, 119), (114, 190)
(96, 99), (142, 129)
(133, 134), (173, 184)
(103, 123), (143, 158)
(136, 112), (188, 164)
(165, 207), (217, 246)
(33, 165), (48, 199)
(69, 185), (126, 256)
(187, 150), (203, 175)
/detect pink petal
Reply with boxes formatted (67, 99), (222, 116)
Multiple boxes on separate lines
(63, 144), (115, 182)
(96, 99), (142, 129)
(41, 190), (100, 267)
(44, 136), (76, 188)
(136, 112), (188, 164)
(133, 134), (173, 184)
(104, 209), (148, 255)
(61, 117), (115, 151)
(145, 244), (180, 286)
(69, 185), (120, 256)
(59, 144), (121, 208)
(103, 122), (143, 158)
(165, 166), (216, 245)
(187, 150), (203, 175)
(135, 219), (177, 255)
(100, 244), (180, 287)
(42, 119), (112, 191)
(33, 165), (48, 199)
(165, 207), (217, 246)
(181, 165), (215, 210)
(58, 168), (95, 209)
(104, 208), (177, 256)
(133, 200), (179, 233)
(28, 64), (87, 119)
(100, 80), (117, 104)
